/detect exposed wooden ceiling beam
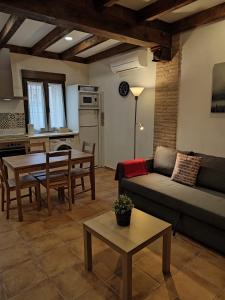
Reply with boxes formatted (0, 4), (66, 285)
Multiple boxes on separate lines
(31, 27), (73, 55)
(93, 0), (119, 10)
(137, 0), (197, 22)
(6, 44), (87, 64)
(61, 35), (107, 60)
(172, 2), (225, 33)
(0, 15), (24, 48)
(0, 0), (171, 48)
(103, 0), (119, 8)
(86, 43), (138, 63)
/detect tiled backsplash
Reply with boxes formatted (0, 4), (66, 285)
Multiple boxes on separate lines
(0, 113), (25, 129)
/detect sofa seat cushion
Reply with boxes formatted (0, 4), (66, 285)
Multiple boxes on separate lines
(121, 173), (225, 231)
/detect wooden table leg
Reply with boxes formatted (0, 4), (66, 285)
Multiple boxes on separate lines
(90, 157), (95, 200)
(83, 226), (92, 271)
(162, 228), (171, 274)
(122, 253), (132, 300)
(15, 170), (23, 222)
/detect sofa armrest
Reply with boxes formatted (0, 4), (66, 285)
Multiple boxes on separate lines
(115, 162), (125, 181)
(146, 158), (154, 172)
(115, 158), (154, 181)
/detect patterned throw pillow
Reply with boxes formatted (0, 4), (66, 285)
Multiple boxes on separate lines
(171, 153), (201, 186)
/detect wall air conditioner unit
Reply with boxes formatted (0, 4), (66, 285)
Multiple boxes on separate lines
(110, 50), (148, 74)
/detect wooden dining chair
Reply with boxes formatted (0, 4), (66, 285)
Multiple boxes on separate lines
(0, 159), (41, 219)
(71, 141), (95, 203)
(25, 141), (46, 154)
(26, 141), (47, 198)
(37, 150), (72, 215)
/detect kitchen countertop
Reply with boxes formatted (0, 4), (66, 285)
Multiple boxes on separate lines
(28, 131), (79, 139)
(0, 131), (79, 143)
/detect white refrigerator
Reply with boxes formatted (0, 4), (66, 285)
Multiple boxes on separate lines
(66, 85), (103, 166)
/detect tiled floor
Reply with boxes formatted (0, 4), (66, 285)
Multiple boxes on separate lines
(0, 168), (225, 300)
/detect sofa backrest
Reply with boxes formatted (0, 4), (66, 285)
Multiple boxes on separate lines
(153, 146), (178, 177)
(153, 146), (189, 177)
(195, 153), (225, 194)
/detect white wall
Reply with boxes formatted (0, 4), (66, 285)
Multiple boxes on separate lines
(177, 21), (225, 157)
(89, 49), (156, 168)
(8, 53), (89, 113)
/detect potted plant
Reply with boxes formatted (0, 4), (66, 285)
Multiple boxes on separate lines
(112, 194), (134, 226)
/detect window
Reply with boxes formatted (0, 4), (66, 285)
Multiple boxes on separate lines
(48, 83), (66, 129)
(27, 81), (47, 131)
(22, 70), (66, 132)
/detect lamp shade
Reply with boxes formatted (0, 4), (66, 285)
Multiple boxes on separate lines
(130, 87), (144, 97)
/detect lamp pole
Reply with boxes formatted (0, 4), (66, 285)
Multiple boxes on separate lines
(130, 87), (144, 160)
(134, 96), (138, 160)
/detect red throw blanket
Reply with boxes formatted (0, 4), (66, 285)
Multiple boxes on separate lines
(123, 158), (148, 178)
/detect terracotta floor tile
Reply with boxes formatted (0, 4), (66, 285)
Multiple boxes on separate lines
(215, 288), (225, 300)
(43, 212), (73, 230)
(135, 249), (178, 283)
(66, 205), (103, 221)
(93, 248), (121, 280)
(0, 230), (21, 250)
(183, 254), (225, 293)
(29, 232), (64, 256)
(68, 235), (112, 264)
(0, 220), (14, 234)
(148, 234), (201, 270)
(107, 266), (160, 300)
(75, 282), (119, 300)
(198, 250), (225, 272)
(53, 222), (83, 242)
(159, 269), (219, 300)
(0, 243), (30, 272)
(0, 282), (7, 300)
(52, 265), (94, 299)
(145, 284), (177, 300)
(18, 221), (48, 241)
(10, 279), (64, 300)
(37, 245), (81, 276)
(0, 168), (224, 300)
(67, 236), (85, 260)
(2, 260), (47, 298)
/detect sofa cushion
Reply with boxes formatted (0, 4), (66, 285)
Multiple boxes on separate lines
(195, 153), (225, 194)
(153, 146), (177, 177)
(121, 173), (225, 231)
(171, 153), (201, 186)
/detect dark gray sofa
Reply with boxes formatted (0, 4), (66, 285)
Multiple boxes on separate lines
(117, 146), (225, 254)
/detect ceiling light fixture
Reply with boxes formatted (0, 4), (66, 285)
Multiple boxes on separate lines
(65, 36), (73, 41)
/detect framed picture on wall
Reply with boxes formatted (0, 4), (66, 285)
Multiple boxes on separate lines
(211, 63), (225, 113)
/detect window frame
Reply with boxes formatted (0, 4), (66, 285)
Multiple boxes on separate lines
(22, 70), (67, 132)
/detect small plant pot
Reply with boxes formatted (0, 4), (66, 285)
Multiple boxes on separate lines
(116, 210), (131, 226)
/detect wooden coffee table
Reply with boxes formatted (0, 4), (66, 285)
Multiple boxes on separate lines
(83, 208), (172, 300)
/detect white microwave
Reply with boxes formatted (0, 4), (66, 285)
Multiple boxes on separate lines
(79, 94), (99, 107)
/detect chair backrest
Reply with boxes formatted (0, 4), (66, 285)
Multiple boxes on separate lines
(26, 141), (46, 154)
(82, 141), (95, 155)
(0, 159), (9, 189)
(81, 141), (95, 168)
(46, 150), (71, 187)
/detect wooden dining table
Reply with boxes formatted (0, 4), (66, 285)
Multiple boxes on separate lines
(3, 149), (95, 221)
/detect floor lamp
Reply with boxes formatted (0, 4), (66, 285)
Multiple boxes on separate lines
(130, 87), (144, 159)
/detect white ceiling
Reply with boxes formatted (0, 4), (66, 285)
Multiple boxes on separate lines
(47, 30), (92, 53)
(0, 12), (10, 31)
(8, 19), (55, 47)
(77, 40), (121, 58)
(118, 0), (225, 23)
(117, 0), (157, 10)
(0, 0), (224, 58)
(160, 0), (225, 23)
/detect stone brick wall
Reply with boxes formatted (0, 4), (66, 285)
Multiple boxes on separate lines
(153, 35), (181, 152)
